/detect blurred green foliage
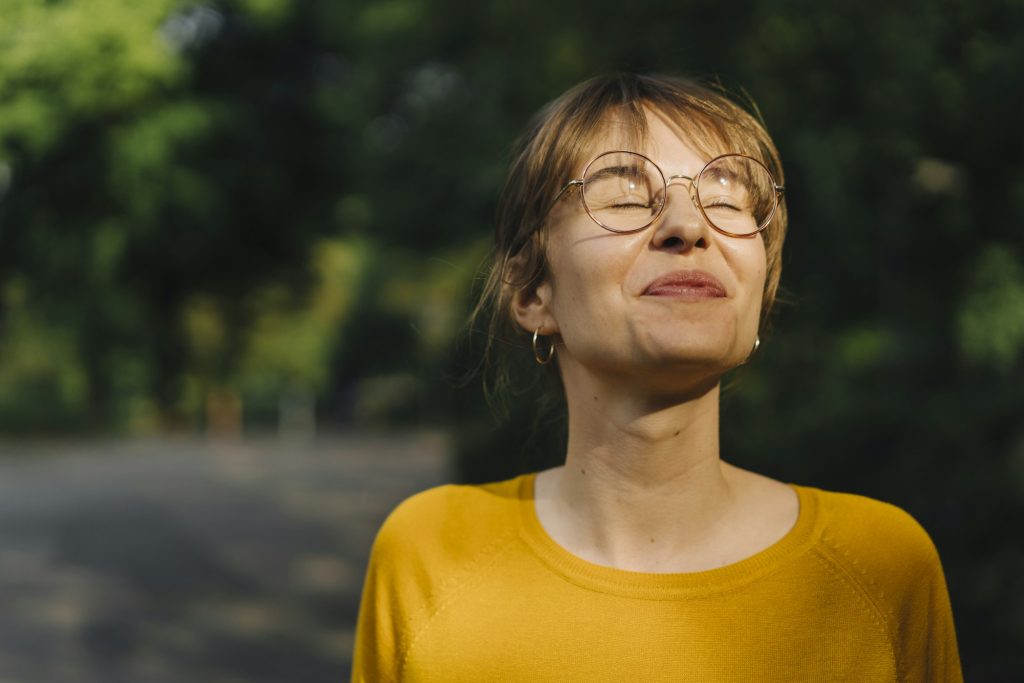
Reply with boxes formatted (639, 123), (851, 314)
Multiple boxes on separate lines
(0, 0), (1022, 676)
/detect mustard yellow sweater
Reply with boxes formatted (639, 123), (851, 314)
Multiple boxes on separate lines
(351, 472), (962, 682)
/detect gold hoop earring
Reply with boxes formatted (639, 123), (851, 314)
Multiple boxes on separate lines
(533, 328), (556, 365)
(739, 335), (761, 367)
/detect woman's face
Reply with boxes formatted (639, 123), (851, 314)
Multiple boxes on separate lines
(520, 108), (767, 390)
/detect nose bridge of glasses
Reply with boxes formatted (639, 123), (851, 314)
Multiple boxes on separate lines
(665, 173), (696, 194)
(660, 173), (701, 213)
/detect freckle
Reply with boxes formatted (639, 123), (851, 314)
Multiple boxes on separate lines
(650, 537), (655, 543)
(674, 430), (680, 436)
(593, 395), (598, 401)
(580, 468), (586, 475)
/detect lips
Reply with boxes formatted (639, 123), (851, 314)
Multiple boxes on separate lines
(642, 270), (727, 298)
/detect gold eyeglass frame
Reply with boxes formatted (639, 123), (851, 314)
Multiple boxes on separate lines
(551, 151), (786, 238)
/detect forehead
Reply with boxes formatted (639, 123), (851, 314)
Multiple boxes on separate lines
(573, 106), (732, 176)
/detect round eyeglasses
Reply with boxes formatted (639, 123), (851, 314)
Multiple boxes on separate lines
(553, 151), (785, 237)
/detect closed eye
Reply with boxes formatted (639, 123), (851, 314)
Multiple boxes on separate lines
(703, 198), (744, 211)
(610, 201), (655, 209)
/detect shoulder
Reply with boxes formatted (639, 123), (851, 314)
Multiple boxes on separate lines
(812, 487), (943, 569)
(808, 485), (949, 616)
(352, 476), (528, 680)
(370, 474), (526, 568)
(378, 474), (524, 539)
(805, 487), (963, 680)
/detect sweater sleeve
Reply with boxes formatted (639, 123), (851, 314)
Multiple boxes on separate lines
(350, 484), (465, 683)
(350, 507), (404, 683)
(819, 492), (963, 683)
(891, 514), (963, 683)
(350, 479), (526, 682)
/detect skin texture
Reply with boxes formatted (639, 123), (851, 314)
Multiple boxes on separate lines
(510, 108), (798, 572)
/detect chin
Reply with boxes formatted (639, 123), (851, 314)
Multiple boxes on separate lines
(647, 335), (741, 365)
(664, 353), (740, 376)
(627, 347), (740, 390)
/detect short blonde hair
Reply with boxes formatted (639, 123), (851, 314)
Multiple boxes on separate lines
(466, 73), (788, 412)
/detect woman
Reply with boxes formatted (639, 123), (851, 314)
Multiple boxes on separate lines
(351, 73), (962, 682)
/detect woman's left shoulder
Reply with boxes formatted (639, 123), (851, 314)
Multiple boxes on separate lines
(801, 485), (963, 680)
(805, 485), (949, 588)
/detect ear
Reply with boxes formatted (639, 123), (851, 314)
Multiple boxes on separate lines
(506, 253), (559, 336)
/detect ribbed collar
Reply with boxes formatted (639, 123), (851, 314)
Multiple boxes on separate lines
(515, 471), (824, 599)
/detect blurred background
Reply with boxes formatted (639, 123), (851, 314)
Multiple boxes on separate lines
(0, 0), (1021, 680)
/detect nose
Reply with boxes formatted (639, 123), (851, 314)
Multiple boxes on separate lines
(649, 176), (711, 252)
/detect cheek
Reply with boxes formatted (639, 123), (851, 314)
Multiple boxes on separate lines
(732, 235), (767, 287)
(744, 241), (768, 316)
(718, 235), (767, 318)
(754, 241), (768, 292)
(546, 234), (634, 327)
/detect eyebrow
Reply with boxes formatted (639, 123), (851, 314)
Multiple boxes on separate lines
(585, 165), (651, 185)
(698, 165), (746, 186)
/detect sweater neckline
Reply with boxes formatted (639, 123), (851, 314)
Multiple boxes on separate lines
(515, 471), (823, 599)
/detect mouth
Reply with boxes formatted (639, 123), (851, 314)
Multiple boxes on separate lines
(642, 270), (727, 298)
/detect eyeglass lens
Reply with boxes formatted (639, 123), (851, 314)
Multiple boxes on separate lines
(581, 152), (777, 234)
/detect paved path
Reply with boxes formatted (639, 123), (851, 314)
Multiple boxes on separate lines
(0, 433), (451, 683)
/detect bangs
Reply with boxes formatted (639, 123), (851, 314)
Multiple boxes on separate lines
(533, 83), (782, 212)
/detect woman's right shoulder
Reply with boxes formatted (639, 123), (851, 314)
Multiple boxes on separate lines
(370, 473), (527, 564)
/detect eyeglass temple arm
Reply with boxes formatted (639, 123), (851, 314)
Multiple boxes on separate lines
(509, 180), (584, 257)
(552, 179), (583, 203)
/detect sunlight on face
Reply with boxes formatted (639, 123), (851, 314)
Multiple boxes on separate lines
(542, 107), (767, 391)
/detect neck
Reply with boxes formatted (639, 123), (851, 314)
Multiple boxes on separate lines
(546, 361), (737, 571)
